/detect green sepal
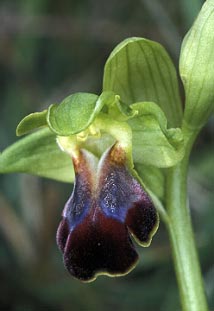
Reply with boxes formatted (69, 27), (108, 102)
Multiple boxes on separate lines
(135, 163), (165, 202)
(47, 92), (98, 136)
(0, 128), (74, 183)
(47, 91), (116, 136)
(129, 102), (184, 167)
(16, 109), (48, 136)
(179, 0), (214, 129)
(103, 37), (183, 127)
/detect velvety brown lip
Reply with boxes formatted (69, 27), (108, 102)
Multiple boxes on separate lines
(56, 143), (158, 281)
(63, 208), (139, 281)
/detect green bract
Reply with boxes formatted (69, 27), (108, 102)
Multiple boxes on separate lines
(179, 0), (214, 129)
(103, 37), (183, 128)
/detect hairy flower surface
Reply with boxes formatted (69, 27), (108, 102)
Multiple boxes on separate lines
(56, 143), (158, 282)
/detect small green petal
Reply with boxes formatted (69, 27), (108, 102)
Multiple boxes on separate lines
(16, 109), (48, 136)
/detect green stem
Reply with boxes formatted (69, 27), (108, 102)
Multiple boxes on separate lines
(166, 126), (208, 311)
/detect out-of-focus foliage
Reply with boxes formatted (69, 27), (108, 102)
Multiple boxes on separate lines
(0, 0), (213, 310)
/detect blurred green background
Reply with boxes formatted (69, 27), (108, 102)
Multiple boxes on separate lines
(0, 0), (213, 310)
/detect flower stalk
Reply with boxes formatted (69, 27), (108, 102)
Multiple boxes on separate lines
(165, 125), (208, 311)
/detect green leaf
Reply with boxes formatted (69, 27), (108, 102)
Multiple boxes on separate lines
(179, 0), (214, 128)
(16, 109), (48, 136)
(129, 102), (184, 167)
(103, 37), (183, 127)
(0, 128), (74, 183)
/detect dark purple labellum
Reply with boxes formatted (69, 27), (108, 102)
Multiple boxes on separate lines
(56, 143), (158, 282)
